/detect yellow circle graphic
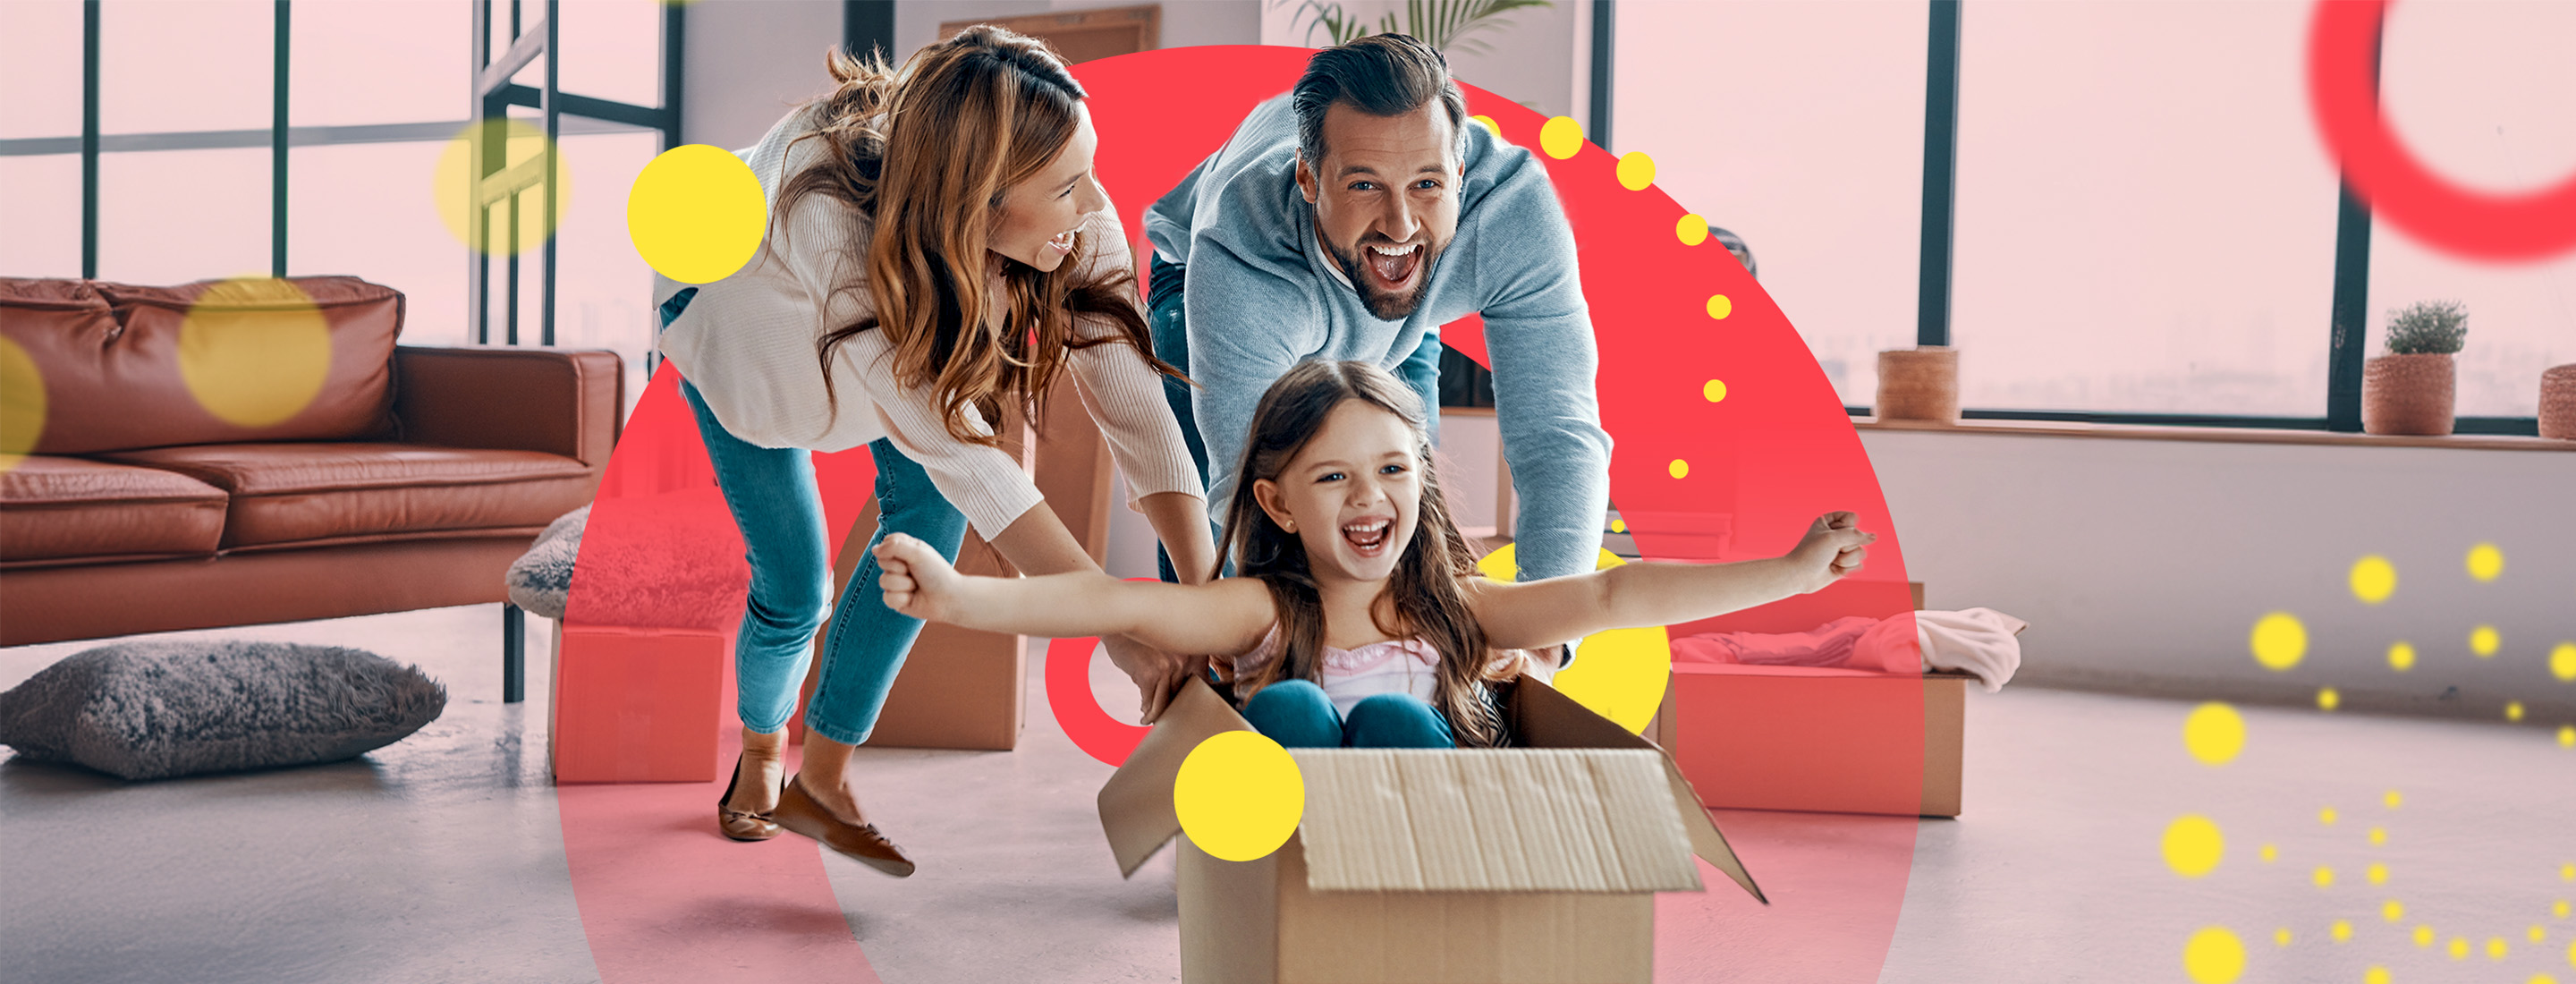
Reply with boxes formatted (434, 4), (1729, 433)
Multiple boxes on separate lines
(2384, 900), (2405, 921)
(2250, 612), (2307, 670)
(2370, 826), (2387, 845)
(2365, 969), (2389, 984)
(2559, 725), (2573, 748)
(2555, 897), (2569, 916)
(2509, 701), (2526, 722)
(0, 335), (46, 473)
(2260, 843), (2278, 862)
(628, 144), (769, 284)
(2183, 926), (2245, 983)
(1471, 115), (1500, 140)
(2471, 624), (2501, 657)
(1172, 730), (1303, 862)
(2388, 640), (2417, 672)
(2350, 555), (2397, 604)
(2551, 642), (2576, 682)
(1538, 115), (1585, 159)
(177, 277), (333, 428)
(2321, 806), (2341, 825)
(1707, 293), (1733, 319)
(2415, 925), (2435, 947)
(2182, 702), (2245, 766)
(2450, 937), (2470, 960)
(2318, 687), (2341, 711)
(2491, 937), (2510, 960)
(2316, 865), (2337, 887)
(2162, 814), (2224, 878)
(2334, 919), (2354, 941)
(1703, 379), (1727, 403)
(2468, 542), (2504, 581)
(1474, 545), (1671, 734)
(433, 119), (571, 256)
(1668, 458), (1689, 479)
(1676, 213), (1709, 246)
(2368, 861), (2390, 885)
(2385, 789), (2403, 810)
(1615, 151), (1656, 191)
(2534, 925), (2548, 943)
(2273, 928), (2291, 947)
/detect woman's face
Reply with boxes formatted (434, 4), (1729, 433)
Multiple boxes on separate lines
(988, 102), (1108, 274)
(1253, 400), (1423, 587)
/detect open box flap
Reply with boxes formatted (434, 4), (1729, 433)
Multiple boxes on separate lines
(1512, 677), (1769, 904)
(1096, 676), (1255, 878)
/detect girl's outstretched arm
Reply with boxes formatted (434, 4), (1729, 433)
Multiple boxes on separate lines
(873, 532), (1275, 657)
(1469, 512), (1879, 650)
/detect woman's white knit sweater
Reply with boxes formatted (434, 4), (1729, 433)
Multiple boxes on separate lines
(655, 104), (1205, 540)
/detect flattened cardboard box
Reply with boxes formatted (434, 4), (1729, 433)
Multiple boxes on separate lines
(1100, 677), (1766, 984)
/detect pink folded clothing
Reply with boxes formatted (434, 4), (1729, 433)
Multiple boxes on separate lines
(1669, 615), (1880, 667)
(1672, 608), (2028, 693)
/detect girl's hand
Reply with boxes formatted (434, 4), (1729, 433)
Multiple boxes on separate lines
(873, 532), (968, 623)
(1784, 512), (1877, 593)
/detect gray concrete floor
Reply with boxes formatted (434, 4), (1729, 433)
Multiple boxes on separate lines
(4, 604), (2572, 983)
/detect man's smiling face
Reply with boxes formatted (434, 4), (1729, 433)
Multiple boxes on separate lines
(1294, 100), (1462, 321)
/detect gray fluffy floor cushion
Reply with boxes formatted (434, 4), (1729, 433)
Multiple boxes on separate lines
(0, 640), (446, 781)
(506, 504), (587, 620)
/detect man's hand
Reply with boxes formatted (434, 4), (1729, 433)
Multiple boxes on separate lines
(1783, 512), (1877, 594)
(873, 532), (968, 623)
(1104, 633), (1208, 725)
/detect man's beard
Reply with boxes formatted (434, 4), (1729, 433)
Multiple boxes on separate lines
(1326, 233), (1441, 322)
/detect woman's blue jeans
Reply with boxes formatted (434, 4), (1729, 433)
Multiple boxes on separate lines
(661, 289), (969, 744)
(1240, 680), (1454, 749)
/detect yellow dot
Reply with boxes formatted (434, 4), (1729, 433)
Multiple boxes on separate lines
(2534, 974), (2561, 984)
(2317, 865), (2338, 887)
(2472, 625), (2501, 657)
(2163, 815), (2226, 878)
(2416, 924), (2436, 946)
(1171, 730), (1304, 862)
(2370, 826), (2387, 846)
(2368, 862), (2389, 885)
(433, 118), (570, 256)
(2388, 640), (2417, 672)
(2351, 555), (2397, 603)
(1706, 293), (1733, 319)
(2562, 725), (2575, 748)
(2184, 926), (2246, 984)
(2365, 969), (2389, 984)
(1538, 115), (1585, 159)
(1615, 150), (1656, 191)
(2492, 937), (2511, 960)
(1473, 545), (1671, 734)
(2509, 701), (2527, 722)
(2385, 789), (2403, 810)
(2537, 925), (2550, 943)
(628, 144), (769, 284)
(2384, 900), (2405, 921)
(1471, 115), (1500, 139)
(2556, 898), (2570, 917)
(2261, 844), (2279, 863)
(1609, 519), (1626, 533)
(2183, 702), (2248, 766)
(2468, 542), (2504, 581)
(2275, 928), (2292, 947)
(2318, 687), (2342, 711)
(2549, 642), (2576, 682)
(177, 277), (334, 428)
(0, 335), (45, 474)
(2451, 937), (2470, 960)
(2251, 612), (2308, 670)
(2565, 864), (2575, 882)
(1668, 458), (1690, 479)
(2334, 919), (2355, 941)
(2321, 806), (2340, 825)
(1703, 379), (1727, 403)
(1676, 213), (1710, 246)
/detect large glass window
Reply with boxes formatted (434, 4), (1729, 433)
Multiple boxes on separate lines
(98, 0), (272, 136)
(556, 0), (663, 108)
(553, 129), (661, 416)
(0, 0), (83, 140)
(0, 156), (83, 277)
(292, 1), (470, 128)
(2367, 0), (2576, 418)
(97, 148), (271, 284)
(289, 140), (467, 345)
(1614, 0), (1928, 408)
(1948, 0), (2340, 416)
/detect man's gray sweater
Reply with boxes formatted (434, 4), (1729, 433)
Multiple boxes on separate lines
(1144, 93), (1611, 582)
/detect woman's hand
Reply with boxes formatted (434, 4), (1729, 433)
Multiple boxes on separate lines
(874, 532), (970, 623)
(1783, 512), (1877, 594)
(1104, 634), (1208, 725)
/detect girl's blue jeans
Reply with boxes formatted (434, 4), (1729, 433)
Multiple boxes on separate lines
(661, 289), (969, 744)
(1240, 680), (1455, 749)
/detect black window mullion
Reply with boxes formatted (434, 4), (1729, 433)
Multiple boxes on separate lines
(81, 0), (99, 279)
(2323, 14), (2385, 432)
(1916, 0), (1962, 349)
(273, 0), (290, 278)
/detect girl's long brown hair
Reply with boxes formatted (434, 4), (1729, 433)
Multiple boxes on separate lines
(1216, 361), (1510, 748)
(776, 28), (1175, 445)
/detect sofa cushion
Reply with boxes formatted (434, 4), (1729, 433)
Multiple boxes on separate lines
(0, 455), (227, 563)
(0, 276), (402, 455)
(99, 442), (594, 549)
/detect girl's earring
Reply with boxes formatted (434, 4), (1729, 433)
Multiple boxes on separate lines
(1283, 520), (1295, 532)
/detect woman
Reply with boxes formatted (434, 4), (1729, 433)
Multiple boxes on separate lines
(652, 27), (1217, 877)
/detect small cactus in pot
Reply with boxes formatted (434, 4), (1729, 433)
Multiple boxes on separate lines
(2363, 301), (2465, 436)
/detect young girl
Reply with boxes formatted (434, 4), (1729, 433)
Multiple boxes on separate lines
(872, 361), (1876, 748)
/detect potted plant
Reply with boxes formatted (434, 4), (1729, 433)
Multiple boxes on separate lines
(2543, 363), (2576, 439)
(2364, 300), (2466, 436)
(1876, 346), (1960, 423)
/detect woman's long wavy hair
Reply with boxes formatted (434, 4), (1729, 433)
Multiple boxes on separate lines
(1216, 361), (1509, 748)
(777, 27), (1174, 445)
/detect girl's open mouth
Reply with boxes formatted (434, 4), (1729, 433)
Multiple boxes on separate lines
(1341, 518), (1394, 557)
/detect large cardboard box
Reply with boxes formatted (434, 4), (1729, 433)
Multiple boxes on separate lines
(549, 621), (728, 783)
(1663, 665), (1966, 817)
(1100, 676), (1766, 984)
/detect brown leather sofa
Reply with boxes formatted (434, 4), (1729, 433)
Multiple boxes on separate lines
(0, 276), (621, 698)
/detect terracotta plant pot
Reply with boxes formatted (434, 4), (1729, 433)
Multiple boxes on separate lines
(2541, 363), (2576, 440)
(2362, 352), (2455, 436)
(1877, 347), (1960, 423)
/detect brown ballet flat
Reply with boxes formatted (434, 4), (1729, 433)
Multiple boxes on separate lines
(716, 751), (782, 842)
(773, 773), (916, 878)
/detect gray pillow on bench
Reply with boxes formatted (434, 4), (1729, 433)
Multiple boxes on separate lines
(0, 640), (446, 780)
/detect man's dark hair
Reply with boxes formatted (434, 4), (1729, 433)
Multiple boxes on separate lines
(1291, 34), (1470, 168)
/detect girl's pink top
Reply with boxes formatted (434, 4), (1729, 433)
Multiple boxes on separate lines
(1233, 625), (1524, 716)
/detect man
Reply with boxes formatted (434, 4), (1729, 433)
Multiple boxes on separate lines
(1143, 34), (1612, 611)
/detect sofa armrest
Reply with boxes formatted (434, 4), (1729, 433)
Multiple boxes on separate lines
(393, 345), (623, 468)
